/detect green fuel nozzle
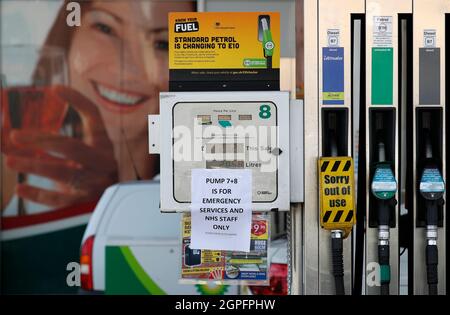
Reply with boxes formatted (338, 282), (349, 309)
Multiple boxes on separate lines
(371, 142), (397, 202)
(371, 140), (397, 295)
(261, 17), (274, 69)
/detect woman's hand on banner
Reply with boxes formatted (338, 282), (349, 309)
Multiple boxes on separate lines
(5, 86), (118, 208)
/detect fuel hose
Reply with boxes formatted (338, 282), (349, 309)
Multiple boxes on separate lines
(331, 230), (345, 295)
(377, 200), (391, 295)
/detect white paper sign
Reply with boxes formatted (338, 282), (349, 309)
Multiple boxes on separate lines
(190, 169), (252, 252)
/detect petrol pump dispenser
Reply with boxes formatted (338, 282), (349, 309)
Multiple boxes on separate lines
(308, 0), (363, 295)
(412, 0), (447, 295)
(149, 91), (291, 212)
(364, 0), (411, 295)
(149, 10), (305, 292)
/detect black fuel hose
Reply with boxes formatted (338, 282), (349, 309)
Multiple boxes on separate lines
(378, 200), (392, 295)
(425, 200), (439, 295)
(426, 244), (438, 295)
(331, 232), (345, 295)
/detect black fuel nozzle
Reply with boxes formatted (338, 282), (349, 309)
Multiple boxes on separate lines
(328, 112), (338, 157)
(418, 119), (445, 295)
(419, 135), (445, 226)
(371, 116), (397, 206)
(419, 167), (444, 295)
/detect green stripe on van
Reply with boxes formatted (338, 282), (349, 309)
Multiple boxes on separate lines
(106, 246), (166, 295)
(119, 246), (166, 295)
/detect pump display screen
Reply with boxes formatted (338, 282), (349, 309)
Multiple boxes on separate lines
(172, 101), (278, 203)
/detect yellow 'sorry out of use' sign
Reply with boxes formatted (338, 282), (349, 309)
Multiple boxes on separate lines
(318, 157), (356, 231)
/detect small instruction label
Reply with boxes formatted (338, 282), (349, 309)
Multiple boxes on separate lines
(373, 16), (392, 47)
(424, 29), (436, 48)
(190, 169), (252, 252)
(327, 29), (340, 47)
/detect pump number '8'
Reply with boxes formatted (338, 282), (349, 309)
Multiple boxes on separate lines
(259, 104), (271, 119)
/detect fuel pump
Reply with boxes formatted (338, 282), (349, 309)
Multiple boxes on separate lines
(151, 91), (291, 212)
(418, 113), (445, 295)
(308, 0), (363, 296)
(364, 0), (411, 295)
(412, 0), (447, 295)
(370, 114), (398, 295)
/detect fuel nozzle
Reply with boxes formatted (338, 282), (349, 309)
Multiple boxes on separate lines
(419, 112), (445, 295)
(371, 157), (397, 295)
(328, 112), (338, 157)
(371, 114), (397, 203)
(419, 112), (444, 231)
(260, 17), (274, 69)
(370, 113), (397, 295)
(419, 167), (444, 295)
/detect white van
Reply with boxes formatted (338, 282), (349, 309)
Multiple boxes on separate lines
(79, 180), (288, 295)
(79, 180), (238, 295)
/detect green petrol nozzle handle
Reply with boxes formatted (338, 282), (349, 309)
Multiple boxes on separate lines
(261, 17), (274, 69)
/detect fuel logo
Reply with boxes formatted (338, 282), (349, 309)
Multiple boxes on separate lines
(174, 21), (199, 33)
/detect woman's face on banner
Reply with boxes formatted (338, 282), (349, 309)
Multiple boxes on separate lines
(68, 1), (193, 142)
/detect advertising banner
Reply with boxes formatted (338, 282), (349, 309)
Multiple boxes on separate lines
(169, 12), (280, 91)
